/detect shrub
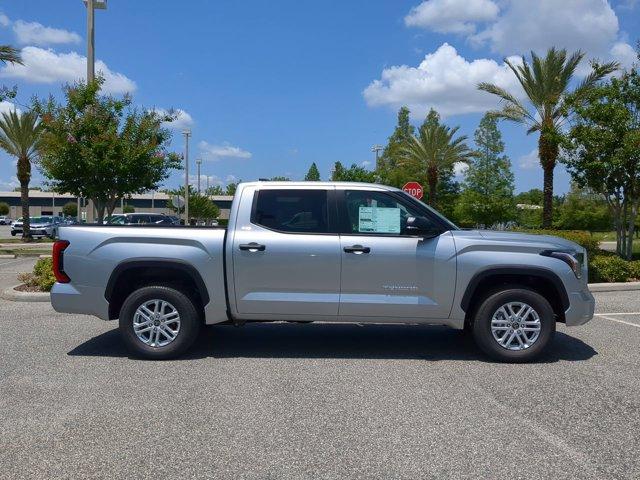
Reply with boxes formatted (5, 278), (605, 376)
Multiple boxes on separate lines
(518, 229), (600, 257)
(17, 257), (56, 291)
(0, 201), (9, 215)
(123, 204), (135, 213)
(589, 255), (634, 283)
(62, 201), (77, 217)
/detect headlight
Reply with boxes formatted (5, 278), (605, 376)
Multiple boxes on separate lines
(541, 249), (583, 279)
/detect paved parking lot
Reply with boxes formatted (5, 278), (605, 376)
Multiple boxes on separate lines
(1, 257), (639, 479)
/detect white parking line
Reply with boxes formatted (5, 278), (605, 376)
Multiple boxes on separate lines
(595, 314), (640, 328)
(595, 312), (640, 316)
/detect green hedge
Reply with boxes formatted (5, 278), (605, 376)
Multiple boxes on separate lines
(18, 257), (56, 292)
(589, 254), (640, 283)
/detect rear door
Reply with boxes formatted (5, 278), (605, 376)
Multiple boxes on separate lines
(337, 189), (457, 320)
(231, 186), (341, 318)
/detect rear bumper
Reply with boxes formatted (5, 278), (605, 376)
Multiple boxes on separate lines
(50, 282), (110, 320)
(564, 288), (595, 326)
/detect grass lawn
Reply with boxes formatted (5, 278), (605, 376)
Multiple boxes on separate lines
(0, 238), (54, 244)
(0, 248), (52, 256)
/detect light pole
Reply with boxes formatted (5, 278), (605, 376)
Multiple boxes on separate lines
(371, 144), (383, 170)
(196, 158), (202, 194)
(182, 129), (192, 223)
(83, 0), (107, 84)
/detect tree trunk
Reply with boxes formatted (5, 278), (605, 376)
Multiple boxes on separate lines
(538, 133), (558, 229)
(427, 165), (438, 207)
(16, 155), (31, 241)
(93, 199), (106, 224)
(105, 197), (118, 221)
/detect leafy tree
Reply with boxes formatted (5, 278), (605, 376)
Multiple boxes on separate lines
(225, 183), (238, 196)
(331, 161), (376, 182)
(456, 115), (516, 227)
(0, 202), (9, 215)
(62, 201), (77, 217)
(304, 162), (321, 181)
(205, 185), (224, 196)
(122, 204), (135, 213)
(270, 176), (290, 181)
(0, 45), (22, 102)
(168, 185), (219, 220)
(555, 185), (611, 231)
(35, 79), (181, 223)
(0, 110), (43, 239)
(377, 106), (415, 185)
(563, 59), (640, 259)
(478, 47), (617, 227)
(401, 109), (475, 207)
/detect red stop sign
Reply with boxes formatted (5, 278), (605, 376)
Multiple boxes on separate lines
(403, 182), (423, 200)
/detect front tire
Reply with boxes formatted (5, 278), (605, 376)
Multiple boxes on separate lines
(472, 287), (555, 362)
(119, 285), (201, 360)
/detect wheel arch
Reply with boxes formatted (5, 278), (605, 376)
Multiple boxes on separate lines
(461, 267), (569, 325)
(105, 259), (210, 320)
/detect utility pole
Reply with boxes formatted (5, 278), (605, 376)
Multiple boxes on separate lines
(82, 0), (106, 223)
(196, 158), (202, 194)
(182, 129), (192, 223)
(371, 144), (383, 170)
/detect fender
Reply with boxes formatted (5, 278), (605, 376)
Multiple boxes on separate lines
(105, 258), (210, 305)
(460, 266), (570, 313)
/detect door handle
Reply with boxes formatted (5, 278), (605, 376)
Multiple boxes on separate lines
(343, 245), (370, 254)
(239, 242), (266, 252)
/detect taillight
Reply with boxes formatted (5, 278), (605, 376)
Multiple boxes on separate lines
(52, 240), (70, 283)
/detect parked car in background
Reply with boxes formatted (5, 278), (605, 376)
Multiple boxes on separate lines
(0, 216), (12, 225)
(11, 216), (56, 238)
(51, 181), (594, 362)
(107, 213), (174, 225)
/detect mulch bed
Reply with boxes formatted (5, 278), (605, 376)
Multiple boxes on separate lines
(14, 284), (46, 293)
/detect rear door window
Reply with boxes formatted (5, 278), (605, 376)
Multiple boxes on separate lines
(252, 189), (329, 233)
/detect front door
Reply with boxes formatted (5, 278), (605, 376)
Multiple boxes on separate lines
(232, 187), (341, 317)
(338, 189), (456, 320)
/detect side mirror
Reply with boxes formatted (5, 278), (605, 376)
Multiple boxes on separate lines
(406, 216), (441, 237)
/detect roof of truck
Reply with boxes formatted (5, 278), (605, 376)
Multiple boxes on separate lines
(239, 181), (402, 191)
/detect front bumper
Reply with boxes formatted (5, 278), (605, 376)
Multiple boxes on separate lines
(564, 288), (595, 326)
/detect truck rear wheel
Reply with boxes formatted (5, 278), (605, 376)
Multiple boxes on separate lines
(472, 287), (555, 362)
(119, 285), (201, 360)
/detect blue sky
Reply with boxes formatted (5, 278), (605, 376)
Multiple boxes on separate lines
(0, 0), (638, 193)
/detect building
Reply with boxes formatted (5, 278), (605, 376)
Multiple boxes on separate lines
(0, 191), (233, 221)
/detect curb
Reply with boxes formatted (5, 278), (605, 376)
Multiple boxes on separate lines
(0, 285), (50, 303)
(0, 254), (16, 259)
(588, 282), (640, 292)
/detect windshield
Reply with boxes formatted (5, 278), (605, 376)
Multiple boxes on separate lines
(31, 217), (53, 224)
(399, 192), (459, 231)
(107, 215), (126, 224)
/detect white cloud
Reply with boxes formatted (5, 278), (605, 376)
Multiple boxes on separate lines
(0, 46), (136, 94)
(363, 43), (524, 117)
(198, 141), (252, 161)
(518, 149), (539, 170)
(469, 0), (619, 58)
(225, 174), (238, 183)
(151, 108), (194, 130)
(610, 42), (637, 69)
(0, 13), (10, 28)
(453, 161), (469, 176)
(0, 176), (19, 191)
(405, 0), (499, 34)
(0, 101), (19, 115)
(13, 20), (81, 46)
(361, 160), (373, 168)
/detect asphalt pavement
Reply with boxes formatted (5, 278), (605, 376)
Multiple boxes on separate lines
(1, 257), (639, 479)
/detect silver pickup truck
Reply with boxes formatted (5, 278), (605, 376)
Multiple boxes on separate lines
(51, 182), (594, 362)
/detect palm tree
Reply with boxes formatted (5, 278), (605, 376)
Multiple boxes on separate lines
(0, 45), (22, 65)
(402, 112), (476, 207)
(0, 111), (43, 240)
(478, 47), (617, 227)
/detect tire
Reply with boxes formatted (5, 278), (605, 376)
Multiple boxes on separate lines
(472, 287), (555, 363)
(10, 231), (15, 236)
(119, 285), (201, 360)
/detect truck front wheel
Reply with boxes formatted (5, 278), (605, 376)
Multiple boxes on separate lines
(472, 287), (555, 362)
(119, 285), (201, 360)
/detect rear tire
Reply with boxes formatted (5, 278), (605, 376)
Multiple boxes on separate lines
(472, 287), (555, 362)
(119, 285), (201, 360)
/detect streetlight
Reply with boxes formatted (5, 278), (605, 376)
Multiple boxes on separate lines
(196, 158), (202, 194)
(82, 0), (107, 84)
(182, 129), (192, 223)
(371, 144), (383, 170)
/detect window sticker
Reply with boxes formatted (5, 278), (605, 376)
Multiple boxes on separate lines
(358, 206), (401, 233)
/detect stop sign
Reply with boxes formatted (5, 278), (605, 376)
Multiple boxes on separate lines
(402, 182), (423, 200)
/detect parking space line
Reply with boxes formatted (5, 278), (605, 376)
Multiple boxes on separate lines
(595, 312), (640, 316)
(595, 314), (640, 328)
